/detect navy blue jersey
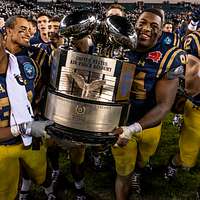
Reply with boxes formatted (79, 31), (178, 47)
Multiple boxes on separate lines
(126, 41), (187, 123)
(160, 31), (181, 48)
(183, 31), (200, 58)
(17, 46), (50, 114)
(0, 54), (39, 144)
(30, 31), (50, 45)
(35, 43), (55, 56)
(15, 45), (50, 87)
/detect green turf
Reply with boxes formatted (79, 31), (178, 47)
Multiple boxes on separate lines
(30, 113), (200, 200)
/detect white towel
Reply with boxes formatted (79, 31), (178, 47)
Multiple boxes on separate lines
(6, 52), (33, 146)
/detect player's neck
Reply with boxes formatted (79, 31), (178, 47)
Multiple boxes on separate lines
(6, 42), (22, 55)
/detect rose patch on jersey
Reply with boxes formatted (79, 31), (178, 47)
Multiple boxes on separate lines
(147, 51), (162, 63)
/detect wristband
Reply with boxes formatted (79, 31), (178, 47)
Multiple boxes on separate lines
(120, 122), (142, 139)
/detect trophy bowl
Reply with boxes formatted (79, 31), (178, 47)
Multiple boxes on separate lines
(106, 15), (137, 51)
(59, 9), (97, 40)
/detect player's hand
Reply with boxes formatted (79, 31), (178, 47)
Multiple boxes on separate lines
(113, 127), (129, 147)
(30, 120), (54, 138)
(112, 123), (142, 147)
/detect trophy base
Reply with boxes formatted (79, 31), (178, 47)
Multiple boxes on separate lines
(46, 123), (117, 146)
(45, 89), (128, 133)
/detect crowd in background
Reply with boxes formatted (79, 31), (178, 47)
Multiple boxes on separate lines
(0, 0), (199, 29)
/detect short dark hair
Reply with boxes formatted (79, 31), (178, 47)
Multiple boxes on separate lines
(142, 8), (164, 25)
(5, 15), (27, 29)
(164, 21), (173, 26)
(107, 4), (125, 13)
(49, 16), (61, 23)
(37, 12), (51, 19)
(28, 18), (37, 27)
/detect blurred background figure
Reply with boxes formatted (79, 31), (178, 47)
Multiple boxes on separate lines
(30, 12), (50, 45)
(163, 21), (173, 33)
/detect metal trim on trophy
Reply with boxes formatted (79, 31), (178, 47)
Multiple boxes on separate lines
(45, 9), (137, 145)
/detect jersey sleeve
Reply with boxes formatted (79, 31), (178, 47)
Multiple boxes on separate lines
(183, 32), (200, 58)
(157, 47), (188, 79)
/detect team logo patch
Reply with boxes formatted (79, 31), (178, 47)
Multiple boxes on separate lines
(147, 51), (162, 63)
(23, 63), (36, 79)
(164, 36), (172, 45)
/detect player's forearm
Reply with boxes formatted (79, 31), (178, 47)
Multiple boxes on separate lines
(138, 103), (170, 129)
(118, 103), (170, 141)
(138, 78), (178, 129)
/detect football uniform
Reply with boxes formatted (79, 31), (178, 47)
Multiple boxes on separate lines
(30, 31), (49, 46)
(35, 43), (55, 56)
(112, 40), (187, 176)
(0, 54), (47, 200)
(179, 31), (200, 167)
(16, 46), (50, 114)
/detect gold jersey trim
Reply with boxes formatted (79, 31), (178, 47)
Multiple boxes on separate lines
(156, 46), (177, 78)
(0, 97), (9, 107)
(0, 120), (9, 127)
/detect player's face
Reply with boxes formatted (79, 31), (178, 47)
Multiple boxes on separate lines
(163, 23), (173, 33)
(8, 18), (30, 47)
(48, 21), (60, 42)
(135, 12), (162, 51)
(106, 8), (124, 17)
(37, 15), (49, 34)
(29, 21), (37, 37)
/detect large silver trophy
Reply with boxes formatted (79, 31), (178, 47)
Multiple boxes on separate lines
(45, 9), (137, 145)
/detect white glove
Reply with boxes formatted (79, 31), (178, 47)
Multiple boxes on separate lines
(30, 120), (54, 138)
(120, 122), (142, 140)
(11, 120), (54, 138)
